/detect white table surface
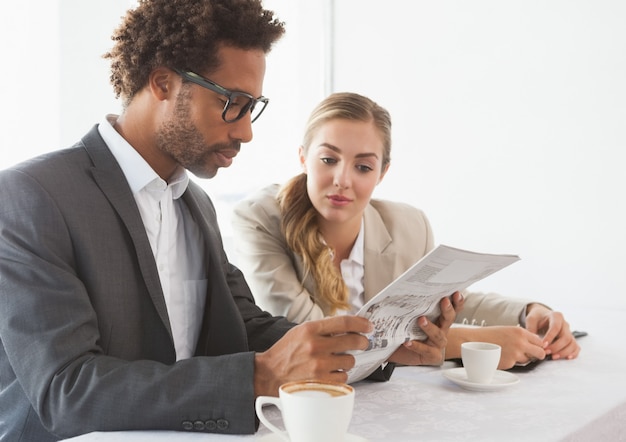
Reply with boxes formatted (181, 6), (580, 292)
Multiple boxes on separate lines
(63, 307), (626, 442)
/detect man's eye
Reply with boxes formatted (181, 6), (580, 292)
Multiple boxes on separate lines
(228, 96), (248, 108)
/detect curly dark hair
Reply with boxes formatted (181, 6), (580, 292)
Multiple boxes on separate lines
(103, 0), (285, 105)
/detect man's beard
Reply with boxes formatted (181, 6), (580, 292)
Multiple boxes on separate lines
(155, 87), (239, 179)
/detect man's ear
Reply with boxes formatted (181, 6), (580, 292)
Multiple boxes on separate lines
(298, 146), (307, 173)
(149, 67), (176, 101)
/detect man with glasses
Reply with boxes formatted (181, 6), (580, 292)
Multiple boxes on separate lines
(175, 69), (270, 123)
(0, 0), (458, 440)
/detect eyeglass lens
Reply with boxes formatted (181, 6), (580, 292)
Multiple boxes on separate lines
(224, 94), (267, 123)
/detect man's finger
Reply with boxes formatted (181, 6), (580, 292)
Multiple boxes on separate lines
(312, 316), (373, 336)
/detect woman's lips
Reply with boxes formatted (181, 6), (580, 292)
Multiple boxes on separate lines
(327, 194), (352, 206)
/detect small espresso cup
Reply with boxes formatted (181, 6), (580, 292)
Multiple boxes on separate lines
(255, 380), (355, 442)
(461, 342), (502, 384)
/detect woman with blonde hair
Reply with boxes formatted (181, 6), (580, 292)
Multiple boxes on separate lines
(232, 92), (580, 369)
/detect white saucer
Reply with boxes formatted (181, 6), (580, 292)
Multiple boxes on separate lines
(259, 432), (368, 441)
(442, 367), (520, 391)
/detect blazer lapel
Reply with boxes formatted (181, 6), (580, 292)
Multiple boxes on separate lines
(81, 126), (172, 337)
(363, 204), (397, 302)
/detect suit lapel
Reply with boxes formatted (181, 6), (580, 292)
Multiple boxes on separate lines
(80, 126), (248, 355)
(182, 184), (248, 356)
(81, 127), (172, 337)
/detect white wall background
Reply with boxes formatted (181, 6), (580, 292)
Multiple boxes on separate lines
(1, 1), (624, 313)
(331, 0), (626, 311)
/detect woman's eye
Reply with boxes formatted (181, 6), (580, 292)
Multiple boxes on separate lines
(321, 157), (337, 165)
(357, 164), (374, 172)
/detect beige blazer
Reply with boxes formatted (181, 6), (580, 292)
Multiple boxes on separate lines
(232, 184), (531, 325)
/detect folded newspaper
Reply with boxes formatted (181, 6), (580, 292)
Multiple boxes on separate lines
(347, 244), (520, 383)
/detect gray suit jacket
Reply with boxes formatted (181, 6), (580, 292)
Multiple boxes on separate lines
(0, 127), (293, 441)
(232, 184), (531, 324)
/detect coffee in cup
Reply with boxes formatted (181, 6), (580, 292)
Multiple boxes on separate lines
(255, 380), (354, 442)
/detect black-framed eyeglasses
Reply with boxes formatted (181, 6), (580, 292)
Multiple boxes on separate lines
(175, 69), (269, 123)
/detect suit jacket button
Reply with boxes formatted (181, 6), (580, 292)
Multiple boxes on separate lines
(217, 419), (229, 430)
(205, 419), (217, 430)
(181, 421), (193, 431)
(193, 420), (205, 431)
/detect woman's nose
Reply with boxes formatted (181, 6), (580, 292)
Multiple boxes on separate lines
(334, 167), (351, 189)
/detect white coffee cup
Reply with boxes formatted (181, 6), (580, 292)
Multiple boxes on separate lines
(461, 342), (502, 384)
(255, 380), (355, 442)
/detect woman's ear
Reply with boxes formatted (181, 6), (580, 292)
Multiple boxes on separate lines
(378, 163), (390, 184)
(298, 146), (307, 173)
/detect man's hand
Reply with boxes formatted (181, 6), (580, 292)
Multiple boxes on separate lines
(254, 316), (372, 397)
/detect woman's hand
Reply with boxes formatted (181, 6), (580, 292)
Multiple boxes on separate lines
(388, 293), (462, 366)
(525, 303), (581, 361)
(449, 326), (547, 369)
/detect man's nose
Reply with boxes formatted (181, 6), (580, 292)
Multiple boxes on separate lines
(229, 114), (254, 144)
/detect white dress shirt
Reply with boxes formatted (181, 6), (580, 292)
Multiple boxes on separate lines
(338, 219), (366, 315)
(98, 115), (207, 360)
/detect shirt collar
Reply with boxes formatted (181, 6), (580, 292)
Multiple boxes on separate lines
(346, 218), (365, 266)
(98, 114), (189, 199)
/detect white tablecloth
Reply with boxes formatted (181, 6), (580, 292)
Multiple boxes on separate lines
(64, 307), (626, 441)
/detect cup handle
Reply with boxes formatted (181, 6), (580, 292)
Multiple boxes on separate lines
(255, 396), (289, 441)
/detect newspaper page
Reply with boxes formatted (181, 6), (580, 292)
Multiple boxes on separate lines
(347, 244), (520, 383)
